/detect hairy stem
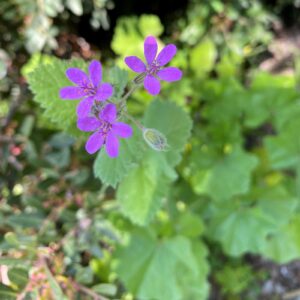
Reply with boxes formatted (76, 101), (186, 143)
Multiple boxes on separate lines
(118, 83), (141, 110)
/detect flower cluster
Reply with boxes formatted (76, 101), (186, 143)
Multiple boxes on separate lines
(59, 36), (181, 158)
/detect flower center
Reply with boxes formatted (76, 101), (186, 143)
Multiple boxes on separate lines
(99, 121), (112, 138)
(147, 60), (161, 76)
(81, 82), (97, 96)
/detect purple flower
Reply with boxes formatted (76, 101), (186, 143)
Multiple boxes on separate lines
(77, 103), (133, 157)
(124, 36), (182, 95)
(60, 60), (113, 118)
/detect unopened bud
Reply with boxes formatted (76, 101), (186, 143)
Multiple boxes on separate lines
(142, 128), (169, 151)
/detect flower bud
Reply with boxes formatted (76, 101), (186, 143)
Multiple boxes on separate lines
(142, 128), (169, 151)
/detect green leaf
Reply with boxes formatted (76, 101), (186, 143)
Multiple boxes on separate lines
(175, 212), (204, 238)
(44, 265), (67, 300)
(0, 284), (18, 300)
(111, 16), (142, 57)
(111, 15), (163, 61)
(143, 100), (193, 166)
(260, 216), (300, 263)
(208, 186), (297, 257)
(75, 265), (93, 284)
(208, 204), (274, 256)
(189, 148), (258, 201)
(115, 230), (209, 300)
(93, 130), (143, 188)
(28, 57), (87, 136)
(6, 213), (44, 229)
(117, 152), (176, 224)
(92, 284), (117, 297)
(265, 119), (300, 169)
(190, 39), (217, 78)
(8, 268), (28, 290)
(117, 100), (192, 224)
(0, 258), (27, 267)
(109, 66), (128, 100)
(138, 15), (164, 37)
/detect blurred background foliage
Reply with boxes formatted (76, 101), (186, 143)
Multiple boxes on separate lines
(2, 0), (300, 299)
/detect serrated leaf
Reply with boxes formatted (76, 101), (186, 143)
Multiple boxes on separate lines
(117, 100), (192, 224)
(115, 230), (209, 300)
(189, 148), (258, 201)
(28, 57), (87, 136)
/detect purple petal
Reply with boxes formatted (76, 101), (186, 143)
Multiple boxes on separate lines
(59, 86), (85, 99)
(95, 83), (113, 101)
(144, 75), (160, 95)
(112, 122), (133, 138)
(157, 67), (182, 82)
(125, 56), (146, 73)
(66, 68), (89, 85)
(144, 36), (158, 65)
(89, 60), (102, 87)
(106, 133), (119, 158)
(156, 44), (177, 66)
(85, 132), (104, 154)
(76, 97), (94, 118)
(77, 117), (101, 132)
(100, 103), (117, 123)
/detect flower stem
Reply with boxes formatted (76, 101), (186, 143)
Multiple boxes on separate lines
(118, 83), (141, 110)
(122, 111), (144, 130)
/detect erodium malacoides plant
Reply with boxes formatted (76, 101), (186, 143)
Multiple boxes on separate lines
(59, 35), (182, 158)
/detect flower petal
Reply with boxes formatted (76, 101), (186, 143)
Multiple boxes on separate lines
(112, 122), (133, 138)
(144, 75), (160, 95)
(156, 44), (177, 66)
(59, 86), (85, 99)
(157, 67), (182, 82)
(95, 83), (113, 101)
(89, 60), (102, 87)
(124, 56), (146, 73)
(85, 132), (104, 154)
(144, 36), (158, 65)
(76, 97), (94, 118)
(100, 103), (117, 123)
(77, 117), (101, 132)
(106, 132), (119, 158)
(66, 68), (89, 85)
